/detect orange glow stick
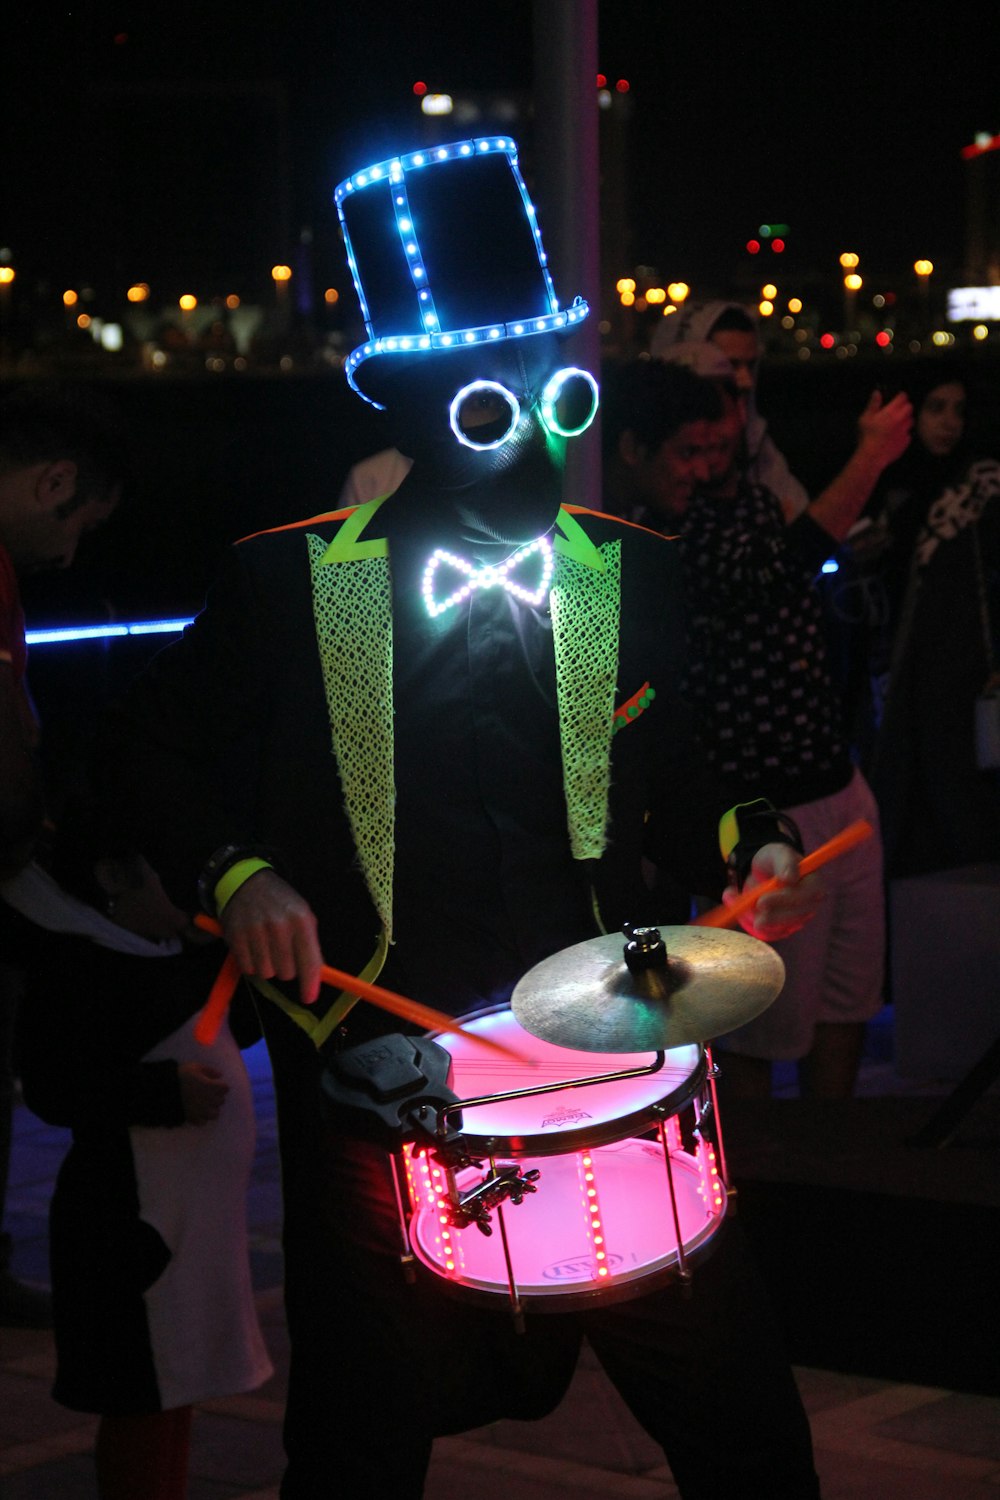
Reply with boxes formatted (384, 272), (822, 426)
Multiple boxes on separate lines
(193, 914), (529, 1063)
(693, 818), (874, 930)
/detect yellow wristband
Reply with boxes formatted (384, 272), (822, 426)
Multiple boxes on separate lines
(214, 857), (272, 914)
(718, 804), (753, 862)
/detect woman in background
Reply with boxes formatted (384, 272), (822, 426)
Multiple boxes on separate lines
(857, 365), (1000, 876)
(7, 808), (271, 1500)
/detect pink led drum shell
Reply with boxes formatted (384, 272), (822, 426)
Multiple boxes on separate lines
(404, 1009), (729, 1311)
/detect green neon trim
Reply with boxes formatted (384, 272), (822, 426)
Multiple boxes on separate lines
(319, 496), (391, 563)
(214, 857), (273, 913)
(318, 500), (603, 573)
(551, 538), (621, 861)
(553, 507), (605, 571)
(309, 534), (396, 937)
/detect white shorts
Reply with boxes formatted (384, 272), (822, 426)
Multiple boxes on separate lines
(715, 767), (885, 1061)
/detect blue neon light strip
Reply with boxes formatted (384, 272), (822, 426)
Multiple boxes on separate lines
(344, 301), (590, 406)
(334, 137), (518, 206)
(508, 157), (558, 311)
(389, 177), (439, 335)
(26, 617), (194, 646)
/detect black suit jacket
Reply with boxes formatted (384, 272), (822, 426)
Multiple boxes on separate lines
(105, 499), (721, 1033)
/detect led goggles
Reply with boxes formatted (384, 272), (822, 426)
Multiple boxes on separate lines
(449, 367), (599, 450)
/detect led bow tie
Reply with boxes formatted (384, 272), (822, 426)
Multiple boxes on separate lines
(422, 535), (554, 618)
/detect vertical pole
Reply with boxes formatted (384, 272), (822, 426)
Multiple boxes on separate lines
(532, 0), (602, 510)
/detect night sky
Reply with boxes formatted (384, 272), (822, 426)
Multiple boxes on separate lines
(9, 1), (1000, 301)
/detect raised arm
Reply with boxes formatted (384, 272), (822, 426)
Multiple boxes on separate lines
(806, 390), (913, 543)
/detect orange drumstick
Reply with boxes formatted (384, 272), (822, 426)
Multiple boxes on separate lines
(193, 951), (242, 1045)
(193, 914), (529, 1063)
(314, 963), (532, 1062)
(693, 818), (874, 930)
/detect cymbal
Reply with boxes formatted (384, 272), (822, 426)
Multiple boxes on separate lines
(511, 926), (785, 1053)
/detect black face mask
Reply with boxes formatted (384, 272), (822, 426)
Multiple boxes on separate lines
(384, 338), (598, 552)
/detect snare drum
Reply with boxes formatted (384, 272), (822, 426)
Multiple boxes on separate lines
(401, 1009), (729, 1313)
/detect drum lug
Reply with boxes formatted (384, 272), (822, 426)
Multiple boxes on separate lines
(450, 1163), (542, 1234)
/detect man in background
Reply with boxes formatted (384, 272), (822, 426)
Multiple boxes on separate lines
(606, 353), (910, 1098)
(0, 385), (124, 1324)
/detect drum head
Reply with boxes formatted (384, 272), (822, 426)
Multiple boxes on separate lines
(436, 1008), (704, 1156)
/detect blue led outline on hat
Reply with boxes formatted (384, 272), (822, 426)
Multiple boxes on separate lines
(507, 157), (559, 313)
(334, 137), (587, 408)
(343, 300), (590, 407)
(387, 173), (440, 335)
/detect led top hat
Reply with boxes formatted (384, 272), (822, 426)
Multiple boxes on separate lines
(335, 137), (589, 408)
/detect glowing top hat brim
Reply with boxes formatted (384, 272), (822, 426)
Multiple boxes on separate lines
(335, 136), (589, 409)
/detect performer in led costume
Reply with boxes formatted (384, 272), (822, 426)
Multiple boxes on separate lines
(106, 139), (822, 1498)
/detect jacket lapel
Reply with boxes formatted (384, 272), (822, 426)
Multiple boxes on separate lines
(307, 501), (623, 935)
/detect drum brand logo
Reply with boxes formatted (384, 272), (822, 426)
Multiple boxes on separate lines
(540, 1105), (593, 1129)
(544, 1253), (625, 1281)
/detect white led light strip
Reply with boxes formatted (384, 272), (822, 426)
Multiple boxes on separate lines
(421, 535), (554, 618)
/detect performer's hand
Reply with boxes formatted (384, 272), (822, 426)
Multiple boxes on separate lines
(725, 840), (823, 942)
(220, 868), (322, 1006)
(179, 1062), (230, 1124)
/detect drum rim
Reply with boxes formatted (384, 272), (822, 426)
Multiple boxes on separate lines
(409, 1196), (731, 1313)
(433, 1005), (707, 1157)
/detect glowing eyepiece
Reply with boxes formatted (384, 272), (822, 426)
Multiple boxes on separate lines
(449, 380), (521, 450)
(539, 367), (599, 438)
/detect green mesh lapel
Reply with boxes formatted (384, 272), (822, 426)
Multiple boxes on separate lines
(308, 519), (395, 939)
(551, 510), (621, 860)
